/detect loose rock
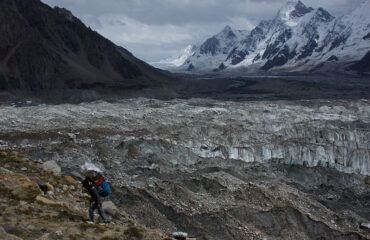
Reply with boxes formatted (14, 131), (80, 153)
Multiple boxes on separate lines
(42, 161), (61, 175)
(103, 201), (119, 216)
(0, 226), (23, 240)
(365, 177), (370, 185)
(63, 175), (79, 185)
(29, 177), (49, 194)
(360, 222), (370, 230)
(0, 167), (13, 174)
(36, 195), (67, 207)
(0, 151), (7, 157)
(45, 183), (54, 191)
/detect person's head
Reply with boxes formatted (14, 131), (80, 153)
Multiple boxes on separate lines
(84, 170), (98, 178)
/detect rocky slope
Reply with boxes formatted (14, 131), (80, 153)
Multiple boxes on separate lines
(0, 0), (172, 97)
(175, 1), (370, 73)
(0, 150), (173, 240)
(0, 98), (369, 239)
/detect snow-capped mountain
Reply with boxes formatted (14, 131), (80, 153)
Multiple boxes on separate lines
(176, 0), (370, 73)
(151, 45), (197, 69)
(181, 25), (249, 71)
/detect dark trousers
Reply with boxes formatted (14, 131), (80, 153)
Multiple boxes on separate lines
(89, 201), (107, 222)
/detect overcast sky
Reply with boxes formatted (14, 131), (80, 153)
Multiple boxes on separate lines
(41, 0), (363, 62)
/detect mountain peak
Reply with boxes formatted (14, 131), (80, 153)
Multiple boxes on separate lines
(218, 25), (237, 40)
(222, 25), (232, 32)
(277, 1), (313, 22)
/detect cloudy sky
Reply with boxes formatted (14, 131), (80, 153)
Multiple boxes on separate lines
(41, 0), (363, 62)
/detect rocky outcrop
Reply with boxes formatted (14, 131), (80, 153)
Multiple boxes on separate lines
(0, 173), (41, 201)
(42, 160), (61, 175)
(0, 227), (22, 240)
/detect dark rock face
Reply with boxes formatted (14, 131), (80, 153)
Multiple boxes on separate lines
(262, 29), (293, 60)
(262, 46), (292, 70)
(363, 33), (370, 40)
(200, 37), (220, 56)
(187, 63), (195, 71)
(0, 0), (170, 94)
(291, 1), (314, 18)
(218, 63), (226, 70)
(297, 38), (318, 60)
(330, 34), (350, 51)
(315, 8), (334, 22)
(350, 50), (370, 74)
(227, 48), (248, 65)
(327, 55), (339, 62)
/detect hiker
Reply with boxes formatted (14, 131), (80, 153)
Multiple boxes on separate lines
(82, 170), (111, 223)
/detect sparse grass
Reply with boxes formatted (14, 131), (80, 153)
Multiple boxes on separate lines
(100, 236), (120, 240)
(8, 199), (18, 206)
(69, 234), (86, 240)
(78, 222), (107, 233)
(124, 226), (144, 239)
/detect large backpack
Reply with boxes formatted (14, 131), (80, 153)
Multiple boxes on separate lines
(91, 173), (111, 197)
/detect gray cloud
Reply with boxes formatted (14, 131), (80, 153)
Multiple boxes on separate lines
(41, 0), (363, 61)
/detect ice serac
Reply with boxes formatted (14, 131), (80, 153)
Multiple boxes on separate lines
(177, 0), (370, 73)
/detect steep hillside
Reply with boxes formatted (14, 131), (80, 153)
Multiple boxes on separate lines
(0, 0), (172, 95)
(0, 150), (169, 240)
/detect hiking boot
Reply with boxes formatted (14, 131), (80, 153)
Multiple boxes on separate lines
(86, 220), (94, 224)
(99, 220), (110, 225)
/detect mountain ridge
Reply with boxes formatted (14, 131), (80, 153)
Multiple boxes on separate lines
(165, 0), (370, 74)
(0, 0), (173, 95)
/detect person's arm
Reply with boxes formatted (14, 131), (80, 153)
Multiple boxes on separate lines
(91, 186), (102, 205)
(82, 178), (90, 189)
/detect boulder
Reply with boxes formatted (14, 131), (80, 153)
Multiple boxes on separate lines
(0, 174), (42, 201)
(45, 183), (54, 191)
(36, 195), (67, 207)
(360, 222), (370, 229)
(67, 133), (76, 141)
(0, 151), (7, 158)
(29, 177), (49, 194)
(42, 161), (61, 175)
(0, 167), (13, 174)
(1, 224), (20, 236)
(103, 201), (119, 216)
(365, 176), (370, 185)
(173, 232), (188, 240)
(0, 226), (23, 240)
(38, 233), (52, 240)
(63, 175), (79, 185)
